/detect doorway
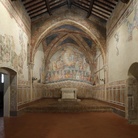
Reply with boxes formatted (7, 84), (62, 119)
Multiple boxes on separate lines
(126, 63), (138, 124)
(0, 68), (17, 117)
(0, 73), (4, 117)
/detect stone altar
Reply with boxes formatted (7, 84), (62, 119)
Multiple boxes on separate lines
(58, 88), (80, 101)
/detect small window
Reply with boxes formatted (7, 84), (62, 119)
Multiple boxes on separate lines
(1, 74), (4, 83)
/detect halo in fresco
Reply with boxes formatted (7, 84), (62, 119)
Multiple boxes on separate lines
(46, 46), (92, 84)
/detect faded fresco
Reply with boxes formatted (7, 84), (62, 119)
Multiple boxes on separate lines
(125, 3), (138, 41)
(37, 58), (45, 83)
(0, 34), (17, 68)
(0, 1), (28, 80)
(114, 32), (120, 56)
(18, 30), (27, 77)
(108, 1), (138, 82)
(40, 58), (46, 83)
(46, 46), (92, 84)
(0, 30), (27, 79)
(33, 44), (45, 83)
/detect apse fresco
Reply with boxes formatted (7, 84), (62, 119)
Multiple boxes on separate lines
(46, 46), (92, 84)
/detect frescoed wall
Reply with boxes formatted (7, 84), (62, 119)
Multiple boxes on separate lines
(125, 3), (138, 41)
(46, 46), (92, 84)
(107, 1), (138, 83)
(0, 1), (34, 108)
(0, 2), (29, 81)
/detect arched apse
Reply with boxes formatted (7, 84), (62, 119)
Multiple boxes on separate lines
(44, 33), (95, 72)
(31, 17), (106, 63)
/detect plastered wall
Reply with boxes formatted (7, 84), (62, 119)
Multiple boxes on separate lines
(0, 0), (34, 107)
(96, 0), (138, 108)
(33, 43), (45, 82)
(0, 0), (30, 80)
(107, 0), (138, 83)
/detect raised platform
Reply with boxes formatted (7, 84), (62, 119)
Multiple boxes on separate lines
(58, 99), (81, 102)
(25, 99), (113, 113)
(59, 88), (78, 101)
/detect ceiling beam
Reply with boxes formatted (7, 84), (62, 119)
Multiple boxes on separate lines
(73, 2), (89, 12)
(26, 1), (45, 10)
(29, 7), (46, 16)
(97, 0), (115, 9)
(44, 0), (52, 15)
(94, 2), (112, 13)
(67, 0), (72, 8)
(27, 5), (46, 13)
(50, 2), (67, 11)
(87, 0), (95, 18)
(120, 0), (130, 4)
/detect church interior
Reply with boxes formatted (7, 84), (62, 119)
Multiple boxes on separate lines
(1, 0), (138, 137)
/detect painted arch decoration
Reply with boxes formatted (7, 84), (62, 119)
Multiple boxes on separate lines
(46, 46), (92, 84)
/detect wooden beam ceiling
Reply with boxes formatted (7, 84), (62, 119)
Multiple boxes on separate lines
(87, 0), (95, 18)
(44, 0), (52, 15)
(19, 0), (124, 21)
(67, 0), (72, 8)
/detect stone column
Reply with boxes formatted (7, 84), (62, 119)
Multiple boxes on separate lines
(4, 74), (10, 117)
(28, 62), (34, 101)
(103, 64), (107, 101)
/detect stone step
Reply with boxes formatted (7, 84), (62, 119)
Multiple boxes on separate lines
(25, 106), (112, 113)
(24, 99), (113, 113)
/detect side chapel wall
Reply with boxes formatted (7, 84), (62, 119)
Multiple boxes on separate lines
(0, 0), (43, 107)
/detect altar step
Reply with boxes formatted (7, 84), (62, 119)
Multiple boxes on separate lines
(25, 106), (112, 113)
(25, 99), (113, 113)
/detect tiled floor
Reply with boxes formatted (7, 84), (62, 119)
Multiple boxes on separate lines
(1, 112), (138, 138)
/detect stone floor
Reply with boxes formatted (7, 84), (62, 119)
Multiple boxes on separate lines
(1, 112), (138, 138)
(25, 99), (113, 113)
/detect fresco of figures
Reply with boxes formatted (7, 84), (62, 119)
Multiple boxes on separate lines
(46, 46), (92, 84)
